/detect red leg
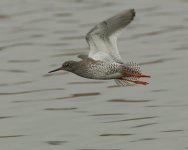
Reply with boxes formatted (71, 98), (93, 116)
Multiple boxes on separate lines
(120, 78), (149, 85)
(122, 70), (151, 78)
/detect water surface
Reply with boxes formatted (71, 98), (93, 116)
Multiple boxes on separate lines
(0, 0), (188, 150)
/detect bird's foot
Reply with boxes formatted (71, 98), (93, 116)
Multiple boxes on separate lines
(119, 78), (149, 85)
(122, 70), (151, 78)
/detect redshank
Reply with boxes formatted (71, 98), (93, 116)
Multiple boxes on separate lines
(49, 9), (150, 86)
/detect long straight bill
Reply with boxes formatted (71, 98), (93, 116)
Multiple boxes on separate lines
(48, 67), (63, 73)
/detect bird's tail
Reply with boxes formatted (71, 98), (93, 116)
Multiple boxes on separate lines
(122, 61), (141, 78)
(114, 62), (150, 86)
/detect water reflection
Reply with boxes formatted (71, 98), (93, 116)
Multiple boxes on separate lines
(100, 134), (133, 136)
(45, 107), (77, 111)
(105, 116), (158, 123)
(0, 135), (25, 138)
(45, 141), (67, 145)
(108, 99), (151, 103)
(0, 88), (64, 95)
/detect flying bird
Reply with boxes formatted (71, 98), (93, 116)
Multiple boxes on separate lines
(49, 9), (150, 86)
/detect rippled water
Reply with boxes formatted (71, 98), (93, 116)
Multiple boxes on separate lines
(0, 0), (188, 150)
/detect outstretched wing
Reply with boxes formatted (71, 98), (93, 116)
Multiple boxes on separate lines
(85, 9), (135, 63)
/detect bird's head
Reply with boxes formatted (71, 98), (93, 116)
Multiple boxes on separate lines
(48, 61), (77, 73)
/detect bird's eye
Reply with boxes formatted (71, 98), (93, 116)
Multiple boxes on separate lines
(65, 64), (69, 67)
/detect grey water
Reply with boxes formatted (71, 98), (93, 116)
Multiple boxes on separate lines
(0, 0), (188, 150)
